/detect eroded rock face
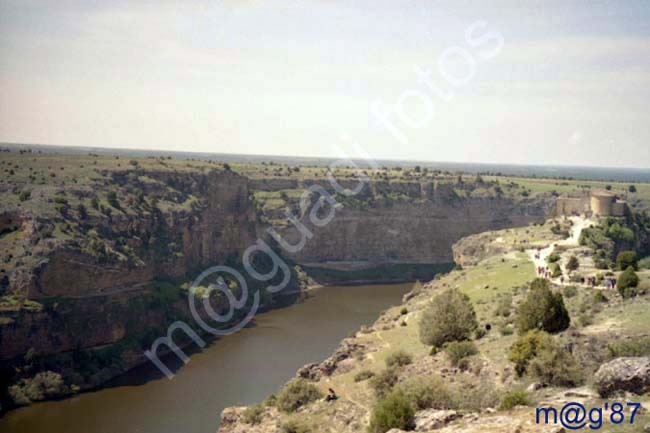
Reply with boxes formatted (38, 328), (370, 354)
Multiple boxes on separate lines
(296, 338), (365, 381)
(594, 357), (650, 397)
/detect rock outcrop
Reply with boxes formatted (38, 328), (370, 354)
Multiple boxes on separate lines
(594, 357), (650, 397)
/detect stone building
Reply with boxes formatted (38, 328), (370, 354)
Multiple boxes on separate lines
(556, 191), (627, 217)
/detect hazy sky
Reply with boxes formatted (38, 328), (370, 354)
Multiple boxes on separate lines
(1, 0), (649, 168)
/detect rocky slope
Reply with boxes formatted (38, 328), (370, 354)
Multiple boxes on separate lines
(217, 216), (650, 433)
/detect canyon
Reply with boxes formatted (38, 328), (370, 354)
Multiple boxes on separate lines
(1, 152), (551, 409)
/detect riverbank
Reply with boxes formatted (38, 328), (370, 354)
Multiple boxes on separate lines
(217, 217), (650, 433)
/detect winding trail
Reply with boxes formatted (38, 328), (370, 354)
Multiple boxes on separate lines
(527, 216), (595, 286)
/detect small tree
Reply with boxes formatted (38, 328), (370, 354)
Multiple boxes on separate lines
(618, 266), (639, 299)
(419, 289), (478, 347)
(566, 256), (579, 272)
(616, 251), (638, 271)
(369, 389), (415, 433)
(515, 279), (570, 334)
(276, 380), (322, 413)
(629, 185), (637, 193)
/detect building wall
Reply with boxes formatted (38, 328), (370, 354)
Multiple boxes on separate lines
(591, 194), (614, 216)
(556, 197), (587, 215)
(612, 201), (626, 216)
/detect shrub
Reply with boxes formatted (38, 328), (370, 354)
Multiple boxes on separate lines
(400, 307), (408, 315)
(617, 251), (638, 271)
(419, 289), (478, 347)
(629, 185), (637, 193)
(368, 389), (415, 433)
(640, 256), (650, 270)
(495, 294), (512, 317)
(528, 340), (582, 386)
(509, 330), (553, 376)
(106, 191), (120, 209)
(354, 370), (375, 382)
(547, 253), (561, 263)
(370, 368), (399, 399)
(280, 420), (311, 433)
(243, 403), (265, 425)
(400, 376), (453, 410)
(18, 190), (31, 202)
(444, 341), (478, 367)
(453, 377), (500, 411)
(593, 291), (608, 303)
(551, 263), (562, 278)
(385, 350), (412, 368)
(566, 256), (579, 272)
(276, 380), (323, 413)
(515, 279), (570, 334)
(608, 336), (650, 358)
(617, 266), (639, 299)
(563, 286), (578, 298)
(498, 390), (529, 410)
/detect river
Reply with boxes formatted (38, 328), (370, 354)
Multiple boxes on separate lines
(0, 282), (412, 433)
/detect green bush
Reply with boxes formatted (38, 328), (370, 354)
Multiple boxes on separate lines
(617, 251), (638, 271)
(18, 190), (31, 201)
(639, 256), (650, 270)
(515, 279), (570, 334)
(563, 286), (578, 298)
(551, 263), (562, 278)
(608, 336), (650, 358)
(509, 330), (553, 376)
(547, 253), (561, 263)
(444, 341), (478, 367)
(400, 307), (408, 315)
(243, 403), (265, 425)
(385, 350), (412, 368)
(280, 420), (311, 433)
(419, 289), (478, 347)
(618, 266), (639, 299)
(400, 376), (453, 410)
(495, 294), (512, 317)
(354, 370), (375, 382)
(528, 340), (582, 386)
(566, 256), (579, 272)
(498, 390), (529, 410)
(593, 291), (608, 303)
(370, 368), (399, 399)
(369, 390), (415, 433)
(276, 380), (323, 413)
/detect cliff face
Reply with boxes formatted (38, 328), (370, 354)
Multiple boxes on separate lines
(279, 197), (548, 266)
(1, 169), (261, 364)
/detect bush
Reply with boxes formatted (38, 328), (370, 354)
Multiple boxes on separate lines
(509, 330), (553, 376)
(498, 390), (529, 410)
(18, 190), (31, 201)
(494, 294), (512, 317)
(243, 404), (265, 425)
(444, 341), (478, 367)
(617, 251), (638, 271)
(280, 420), (311, 433)
(400, 307), (408, 315)
(515, 279), (570, 334)
(608, 336), (650, 358)
(551, 263), (562, 278)
(618, 266), (639, 299)
(354, 370), (375, 382)
(593, 291), (608, 303)
(566, 256), (579, 272)
(563, 286), (578, 298)
(528, 340), (582, 386)
(419, 289), (478, 347)
(385, 350), (413, 368)
(400, 376), (453, 410)
(640, 256), (650, 270)
(368, 390), (415, 433)
(547, 253), (561, 263)
(276, 380), (323, 413)
(106, 191), (120, 209)
(370, 368), (399, 399)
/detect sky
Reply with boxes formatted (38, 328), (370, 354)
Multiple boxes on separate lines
(1, 0), (649, 168)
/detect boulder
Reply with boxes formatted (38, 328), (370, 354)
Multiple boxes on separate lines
(594, 357), (650, 397)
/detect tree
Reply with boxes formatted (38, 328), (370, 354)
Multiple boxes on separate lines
(616, 250), (638, 271)
(629, 185), (637, 193)
(77, 203), (88, 220)
(618, 266), (639, 299)
(419, 289), (478, 347)
(566, 256), (579, 272)
(515, 279), (570, 334)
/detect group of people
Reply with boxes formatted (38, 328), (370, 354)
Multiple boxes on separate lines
(536, 265), (553, 279)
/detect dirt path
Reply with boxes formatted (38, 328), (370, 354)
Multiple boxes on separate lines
(527, 216), (595, 287)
